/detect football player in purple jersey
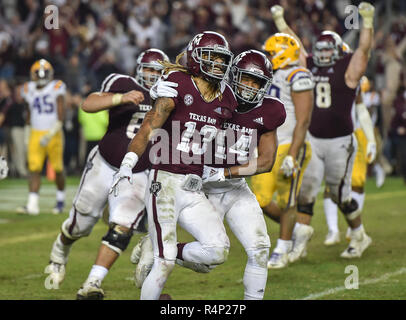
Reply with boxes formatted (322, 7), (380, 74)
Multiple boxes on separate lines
(132, 50), (286, 299)
(44, 49), (169, 299)
(270, 2), (375, 259)
(110, 31), (239, 300)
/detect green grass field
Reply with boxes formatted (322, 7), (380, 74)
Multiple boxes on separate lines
(0, 176), (405, 300)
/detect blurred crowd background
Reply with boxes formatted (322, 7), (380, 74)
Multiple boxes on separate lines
(0, 0), (405, 182)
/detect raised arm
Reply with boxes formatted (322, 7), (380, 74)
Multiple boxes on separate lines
(81, 90), (144, 113)
(345, 2), (375, 89)
(270, 5), (308, 67)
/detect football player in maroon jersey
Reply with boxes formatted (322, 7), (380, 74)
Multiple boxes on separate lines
(132, 50), (285, 299)
(270, 2), (375, 260)
(110, 31), (238, 300)
(44, 49), (170, 300)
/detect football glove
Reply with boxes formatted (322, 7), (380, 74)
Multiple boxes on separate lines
(358, 2), (374, 28)
(0, 156), (8, 180)
(109, 152), (138, 197)
(270, 5), (288, 31)
(280, 155), (297, 178)
(366, 141), (377, 164)
(150, 79), (179, 100)
(40, 134), (52, 147)
(202, 166), (225, 183)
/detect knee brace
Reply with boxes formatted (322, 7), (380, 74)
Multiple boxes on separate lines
(101, 224), (133, 255)
(297, 202), (315, 216)
(339, 198), (360, 221)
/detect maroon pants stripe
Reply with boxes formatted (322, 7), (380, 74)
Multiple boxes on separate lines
(130, 210), (145, 230)
(151, 170), (164, 258)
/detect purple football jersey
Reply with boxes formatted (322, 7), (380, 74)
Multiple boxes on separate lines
(211, 96), (286, 167)
(97, 73), (152, 172)
(150, 71), (238, 176)
(307, 54), (357, 138)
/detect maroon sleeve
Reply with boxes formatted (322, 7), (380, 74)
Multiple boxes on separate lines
(100, 73), (138, 93)
(264, 98), (286, 131)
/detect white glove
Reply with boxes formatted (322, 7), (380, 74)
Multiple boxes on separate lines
(109, 152), (139, 197)
(202, 166), (225, 183)
(40, 134), (52, 147)
(366, 141), (377, 164)
(109, 165), (133, 197)
(280, 155), (297, 178)
(358, 2), (375, 28)
(149, 79), (179, 100)
(0, 156), (8, 180)
(270, 5), (287, 31)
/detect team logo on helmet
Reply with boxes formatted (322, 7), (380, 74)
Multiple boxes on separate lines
(186, 31), (233, 84)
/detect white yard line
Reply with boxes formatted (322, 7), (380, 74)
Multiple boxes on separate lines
(300, 267), (406, 300)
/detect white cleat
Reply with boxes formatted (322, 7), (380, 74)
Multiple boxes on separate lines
(289, 224), (314, 263)
(132, 235), (154, 289)
(76, 278), (104, 300)
(375, 165), (386, 188)
(324, 231), (340, 246)
(267, 251), (289, 269)
(340, 230), (372, 259)
(44, 262), (66, 287)
(16, 205), (39, 216)
(176, 259), (213, 273)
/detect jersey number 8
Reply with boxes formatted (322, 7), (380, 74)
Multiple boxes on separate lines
(315, 82), (332, 108)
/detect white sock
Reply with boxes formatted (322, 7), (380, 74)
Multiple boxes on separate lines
(323, 198), (339, 233)
(351, 224), (364, 233)
(351, 191), (365, 212)
(50, 233), (72, 265)
(56, 190), (65, 202)
(274, 238), (293, 254)
(88, 265), (109, 283)
(28, 192), (39, 207)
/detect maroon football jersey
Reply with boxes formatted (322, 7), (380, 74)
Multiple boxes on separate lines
(150, 71), (238, 176)
(307, 54), (357, 138)
(210, 96), (286, 167)
(97, 73), (152, 173)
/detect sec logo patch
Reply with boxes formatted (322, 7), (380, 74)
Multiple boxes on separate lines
(184, 94), (193, 106)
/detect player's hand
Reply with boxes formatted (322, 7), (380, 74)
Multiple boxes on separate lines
(358, 2), (375, 19)
(122, 90), (144, 105)
(366, 141), (377, 164)
(150, 79), (178, 100)
(202, 166), (225, 183)
(40, 134), (52, 147)
(0, 156), (8, 180)
(280, 155), (297, 178)
(109, 165), (133, 197)
(270, 5), (284, 19)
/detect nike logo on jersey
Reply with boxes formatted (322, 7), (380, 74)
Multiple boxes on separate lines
(253, 117), (263, 125)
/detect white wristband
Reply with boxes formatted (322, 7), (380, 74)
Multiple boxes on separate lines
(121, 152), (139, 169)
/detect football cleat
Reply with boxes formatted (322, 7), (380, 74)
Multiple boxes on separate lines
(340, 229), (372, 259)
(324, 231), (340, 246)
(267, 251), (288, 269)
(132, 235), (154, 289)
(76, 278), (104, 300)
(176, 259), (213, 273)
(288, 224), (314, 263)
(44, 262), (66, 287)
(16, 205), (39, 216)
(52, 201), (64, 215)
